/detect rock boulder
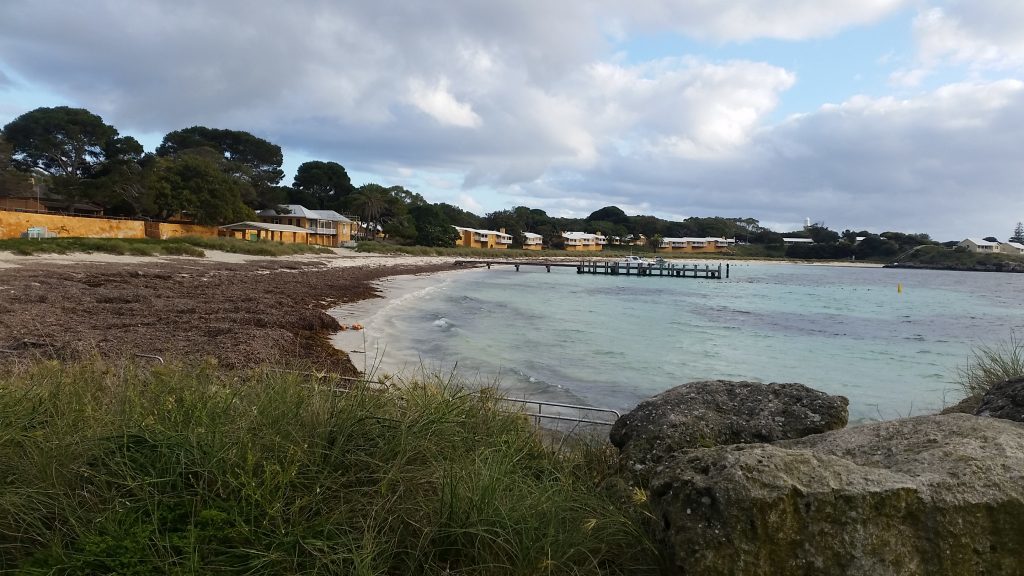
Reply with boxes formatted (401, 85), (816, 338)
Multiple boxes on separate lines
(649, 414), (1024, 575)
(609, 380), (848, 477)
(976, 376), (1024, 422)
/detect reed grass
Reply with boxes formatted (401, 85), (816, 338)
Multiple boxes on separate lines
(956, 332), (1024, 398)
(0, 361), (657, 575)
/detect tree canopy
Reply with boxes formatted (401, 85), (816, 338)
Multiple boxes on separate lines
(156, 126), (285, 190)
(146, 155), (255, 225)
(2, 106), (123, 178)
(292, 161), (354, 209)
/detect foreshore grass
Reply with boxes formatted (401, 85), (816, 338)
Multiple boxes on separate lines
(0, 236), (334, 257)
(957, 333), (1024, 398)
(0, 361), (658, 575)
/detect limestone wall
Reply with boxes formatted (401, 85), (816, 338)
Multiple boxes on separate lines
(0, 210), (221, 240)
(0, 210), (145, 239)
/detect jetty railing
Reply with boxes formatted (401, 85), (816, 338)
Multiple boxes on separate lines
(456, 259), (729, 279)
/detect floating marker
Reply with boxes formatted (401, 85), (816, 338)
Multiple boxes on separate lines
(897, 283), (903, 294)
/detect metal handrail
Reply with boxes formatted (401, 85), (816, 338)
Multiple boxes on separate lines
(264, 368), (621, 427)
(499, 396), (620, 419)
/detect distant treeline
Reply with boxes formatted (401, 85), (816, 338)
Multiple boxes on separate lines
(1, 106), (938, 257)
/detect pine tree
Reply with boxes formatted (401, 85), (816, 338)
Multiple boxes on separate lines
(1012, 222), (1024, 244)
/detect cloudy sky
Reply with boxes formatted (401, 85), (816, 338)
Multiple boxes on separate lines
(1, 1), (1022, 240)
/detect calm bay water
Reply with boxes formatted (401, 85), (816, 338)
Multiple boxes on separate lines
(332, 263), (1024, 421)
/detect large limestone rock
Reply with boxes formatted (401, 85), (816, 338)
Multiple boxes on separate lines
(649, 414), (1024, 576)
(609, 380), (848, 477)
(976, 376), (1024, 422)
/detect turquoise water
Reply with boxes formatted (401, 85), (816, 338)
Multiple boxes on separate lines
(340, 264), (1024, 421)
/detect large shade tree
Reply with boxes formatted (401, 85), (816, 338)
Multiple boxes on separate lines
(0, 135), (33, 197)
(411, 204), (459, 247)
(292, 160), (354, 209)
(2, 106), (138, 179)
(156, 126), (284, 208)
(147, 155), (255, 225)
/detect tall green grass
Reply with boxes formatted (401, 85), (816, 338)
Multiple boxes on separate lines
(0, 361), (657, 575)
(956, 332), (1024, 398)
(0, 236), (333, 258)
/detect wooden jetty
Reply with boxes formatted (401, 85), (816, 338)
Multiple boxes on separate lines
(455, 259), (729, 279)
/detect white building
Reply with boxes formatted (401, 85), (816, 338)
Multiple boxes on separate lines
(561, 231), (606, 251)
(1000, 241), (1024, 255)
(959, 238), (1001, 253)
(783, 238), (815, 246)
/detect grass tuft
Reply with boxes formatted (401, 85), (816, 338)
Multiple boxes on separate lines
(956, 332), (1024, 398)
(0, 361), (657, 575)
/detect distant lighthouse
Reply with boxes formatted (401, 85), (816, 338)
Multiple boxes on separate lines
(804, 217), (811, 229)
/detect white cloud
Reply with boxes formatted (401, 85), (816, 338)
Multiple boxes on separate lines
(618, 0), (910, 41)
(408, 78), (482, 128)
(538, 80), (1024, 239)
(911, 3), (1024, 71)
(458, 193), (484, 213)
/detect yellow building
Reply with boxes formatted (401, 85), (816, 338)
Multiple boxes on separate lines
(523, 232), (543, 251)
(562, 231), (606, 251)
(257, 205), (353, 246)
(220, 221), (310, 244)
(657, 237), (735, 253)
(453, 226), (513, 249)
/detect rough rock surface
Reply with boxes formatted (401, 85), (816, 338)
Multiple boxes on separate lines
(939, 392), (983, 415)
(976, 376), (1024, 422)
(649, 414), (1024, 576)
(609, 380), (848, 476)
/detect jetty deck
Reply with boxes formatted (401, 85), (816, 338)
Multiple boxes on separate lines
(455, 259), (729, 279)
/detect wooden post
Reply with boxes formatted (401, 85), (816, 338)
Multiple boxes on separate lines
(726, 263), (730, 278)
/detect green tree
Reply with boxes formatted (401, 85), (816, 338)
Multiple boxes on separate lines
(292, 161), (354, 209)
(435, 203), (483, 228)
(148, 155), (255, 225)
(484, 209), (523, 243)
(587, 205), (629, 225)
(350, 184), (391, 238)
(0, 135), (33, 197)
(410, 204), (459, 247)
(156, 126), (284, 207)
(387, 185), (427, 208)
(1011, 222), (1024, 244)
(2, 106), (122, 179)
(806, 224), (840, 244)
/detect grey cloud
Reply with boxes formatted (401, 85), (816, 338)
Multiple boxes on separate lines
(532, 82), (1024, 239)
(0, 0), (1019, 241)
